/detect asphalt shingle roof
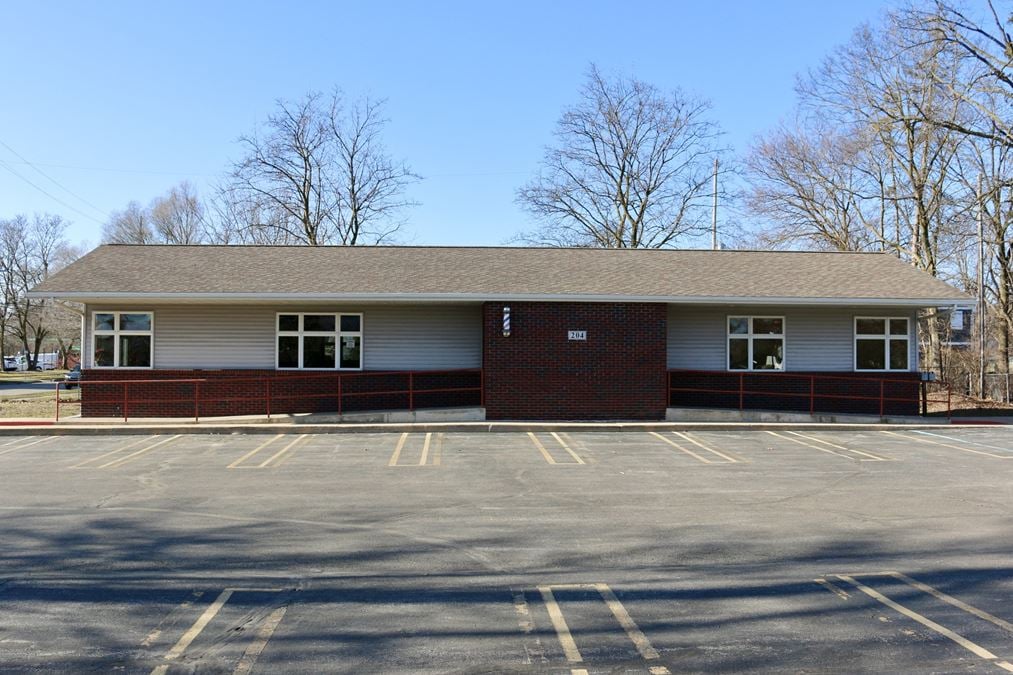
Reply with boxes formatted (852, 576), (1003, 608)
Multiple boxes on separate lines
(30, 245), (971, 304)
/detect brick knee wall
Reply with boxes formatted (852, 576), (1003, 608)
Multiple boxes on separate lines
(482, 302), (668, 420)
(79, 369), (482, 418)
(668, 370), (922, 416)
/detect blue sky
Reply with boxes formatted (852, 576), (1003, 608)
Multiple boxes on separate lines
(0, 0), (898, 248)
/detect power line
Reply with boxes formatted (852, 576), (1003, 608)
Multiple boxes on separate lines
(0, 139), (108, 216)
(0, 158), (105, 226)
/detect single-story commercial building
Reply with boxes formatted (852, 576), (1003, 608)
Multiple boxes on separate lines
(29, 245), (972, 420)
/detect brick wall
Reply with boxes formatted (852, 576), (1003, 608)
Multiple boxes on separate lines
(668, 370), (922, 416)
(482, 302), (668, 420)
(79, 368), (482, 418)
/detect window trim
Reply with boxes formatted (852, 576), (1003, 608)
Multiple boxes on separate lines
(726, 315), (785, 371)
(91, 310), (154, 369)
(854, 316), (911, 372)
(275, 312), (363, 371)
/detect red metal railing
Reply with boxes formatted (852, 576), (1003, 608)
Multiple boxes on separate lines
(54, 368), (483, 422)
(668, 369), (951, 418)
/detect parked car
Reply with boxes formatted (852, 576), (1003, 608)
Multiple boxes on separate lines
(63, 364), (81, 389)
(2, 357), (18, 372)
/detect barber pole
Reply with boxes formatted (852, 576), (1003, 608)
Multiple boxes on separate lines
(503, 306), (511, 337)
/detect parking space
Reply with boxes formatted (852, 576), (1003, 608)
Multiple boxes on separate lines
(0, 426), (1010, 672)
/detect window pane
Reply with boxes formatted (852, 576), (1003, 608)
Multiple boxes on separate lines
(304, 314), (335, 332)
(278, 315), (299, 332)
(729, 338), (748, 370)
(728, 317), (748, 335)
(340, 314), (361, 332)
(889, 339), (908, 370)
(303, 336), (336, 368)
(119, 335), (151, 367)
(753, 318), (783, 335)
(278, 336), (298, 368)
(856, 318), (886, 335)
(119, 313), (151, 331)
(340, 335), (361, 369)
(753, 338), (784, 369)
(856, 339), (885, 369)
(94, 313), (115, 331)
(94, 335), (114, 367)
(889, 319), (908, 336)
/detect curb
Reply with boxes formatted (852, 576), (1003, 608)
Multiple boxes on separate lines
(0, 421), (1002, 436)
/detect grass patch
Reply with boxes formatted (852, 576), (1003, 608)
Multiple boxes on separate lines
(0, 391), (80, 419)
(0, 370), (67, 383)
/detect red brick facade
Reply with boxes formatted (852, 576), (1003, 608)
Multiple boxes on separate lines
(79, 368), (482, 418)
(482, 302), (669, 420)
(668, 370), (921, 416)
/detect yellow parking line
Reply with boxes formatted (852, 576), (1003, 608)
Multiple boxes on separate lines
(528, 432), (558, 465)
(888, 572), (1013, 633)
(0, 436), (58, 456)
(814, 577), (851, 600)
(227, 434), (283, 469)
(539, 583), (670, 674)
(233, 606), (288, 675)
(142, 590), (205, 647)
(99, 435), (182, 469)
(71, 435), (158, 468)
(0, 436), (29, 447)
(594, 583), (664, 664)
(419, 432), (432, 466)
(537, 586), (582, 662)
(258, 434), (308, 468)
(648, 432), (712, 464)
(432, 433), (444, 466)
(673, 432), (738, 463)
(836, 575), (1013, 672)
(766, 430), (858, 461)
(550, 432), (585, 464)
(388, 433), (409, 466)
(159, 588), (234, 666)
(786, 431), (889, 461)
(882, 430), (1012, 459)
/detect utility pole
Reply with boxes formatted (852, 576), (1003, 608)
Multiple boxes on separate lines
(978, 176), (986, 399)
(711, 157), (719, 250)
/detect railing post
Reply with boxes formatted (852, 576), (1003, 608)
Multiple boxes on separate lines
(879, 380), (885, 417)
(266, 378), (271, 419)
(739, 372), (744, 410)
(337, 373), (342, 415)
(55, 382), (61, 422)
(123, 382), (129, 422)
(480, 368), (484, 407)
(409, 372), (414, 411)
(194, 382), (200, 423)
(809, 376), (815, 415)
(947, 384), (952, 419)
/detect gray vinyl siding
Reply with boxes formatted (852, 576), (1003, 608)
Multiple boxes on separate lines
(667, 305), (919, 372)
(83, 304), (481, 370)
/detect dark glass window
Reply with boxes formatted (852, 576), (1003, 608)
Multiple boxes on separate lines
(304, 315), (335, 332)
(340, 335), (361, 369)
(303, 336), (336, 368)
(278, 315), (299, 331)
(94, 335), (115, 367)
(277, 336), (299, 368)
(856, 339), (886, 370)
(340, 314), (361, 332)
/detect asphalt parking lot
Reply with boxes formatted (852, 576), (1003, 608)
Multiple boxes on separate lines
(0, 427), (1010, 673)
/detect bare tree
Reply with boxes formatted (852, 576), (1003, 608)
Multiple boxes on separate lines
(227, 90), (418, 245)
(516, 65), (725, 248)
(904, 1), (1013, 148)
(148, 181), (208, 244)
(0, 214), (77, 369)
(747, 119), (883, 252)
(101, 201), (155, 244)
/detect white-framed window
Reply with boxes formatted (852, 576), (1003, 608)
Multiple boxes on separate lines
(92, 311), (154, 368)
(728, 316), (785, 371)
(276, 313), (362, 370)
(855, 317), (910, 371)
